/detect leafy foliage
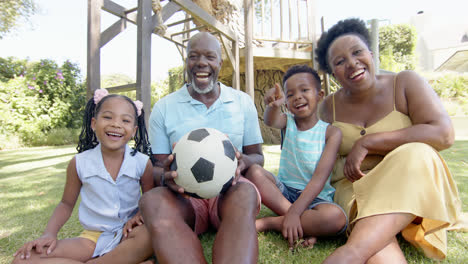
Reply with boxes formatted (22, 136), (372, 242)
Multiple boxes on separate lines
(0, 0), (37, 38)
(379, 24), (417, 72)
(168, 66), (185, 94)
(423, 72), (468, 99)
(0, 57), (85, 146)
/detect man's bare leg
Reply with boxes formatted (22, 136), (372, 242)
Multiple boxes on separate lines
(139, 187), (206, 264)
(212, 182), (259, 264)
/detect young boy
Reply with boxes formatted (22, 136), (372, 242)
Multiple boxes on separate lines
(245, 65), (347, 249)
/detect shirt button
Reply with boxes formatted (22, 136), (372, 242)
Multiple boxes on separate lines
(360, 129), (366, 135)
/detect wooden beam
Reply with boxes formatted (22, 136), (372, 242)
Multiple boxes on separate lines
(250, 47), (313, 60)
(102, 0), (138, 23)
(136, 0), (152, 123)
(87, 0), (102, 99)
(100, 18), (127, 47)
(159, 1), (181, 22)
(105, 83), (137, 93)
(171, 0), (237, 41)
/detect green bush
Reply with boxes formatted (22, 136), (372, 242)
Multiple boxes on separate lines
(379, 24), (417, 71)
(423, 72), (468, 99)
(0, 57), (86, 147)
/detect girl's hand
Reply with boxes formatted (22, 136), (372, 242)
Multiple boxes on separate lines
(264, 83), (285, 107)
(13, 234), (57, 259)
(123, 211), (144, 238)
(344, 138), (368, 182)
(282, 211), (303, 249)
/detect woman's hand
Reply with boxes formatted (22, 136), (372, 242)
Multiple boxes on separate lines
(13, 234), (57, 259)
(344, 138), (368, 182)
(123, 211), (144, 238)
(282, 210), (303, 249)
(264, 83), (285, 107)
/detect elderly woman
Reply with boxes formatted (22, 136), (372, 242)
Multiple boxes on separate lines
(315, 18), (465, 263)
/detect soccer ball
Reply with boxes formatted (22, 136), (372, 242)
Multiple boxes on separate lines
(171, 128), (237, 199)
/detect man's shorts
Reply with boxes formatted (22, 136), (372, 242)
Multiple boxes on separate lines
(275, 177), (348, 235)
(78, 229), (102, 243)
(189, 177), (261, 235)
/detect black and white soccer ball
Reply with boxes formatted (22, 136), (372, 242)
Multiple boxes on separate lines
(171, 128), (237, 199)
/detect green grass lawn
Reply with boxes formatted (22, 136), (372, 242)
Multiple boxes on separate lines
(1, 143), (467, 264)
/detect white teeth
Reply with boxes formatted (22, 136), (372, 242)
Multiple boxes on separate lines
(350, 69), (365, 78)
(107, 132), (122, 137)
(296, 103), (306, 108)
(196, 73), (209, 77)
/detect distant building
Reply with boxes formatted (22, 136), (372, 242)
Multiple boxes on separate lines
(410, 11), (468, 72)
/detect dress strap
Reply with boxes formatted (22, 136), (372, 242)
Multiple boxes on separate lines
(393, 74), (398, 111)
(332, 93), (336, 122)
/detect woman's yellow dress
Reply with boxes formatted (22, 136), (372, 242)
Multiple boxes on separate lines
(331, 94), (466, 260)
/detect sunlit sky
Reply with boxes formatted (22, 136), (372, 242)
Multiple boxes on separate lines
(0, 0), (466, 82)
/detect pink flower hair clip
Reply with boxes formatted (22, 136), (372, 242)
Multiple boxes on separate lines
(93, 89), (109, 104)
(134, 100), (143, 117)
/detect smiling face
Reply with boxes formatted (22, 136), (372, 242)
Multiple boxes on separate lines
(328, 34), (375, 89)
(284, 72), (324, 120)
(186, 33), (223, 94)
(91, 96), (137, 152)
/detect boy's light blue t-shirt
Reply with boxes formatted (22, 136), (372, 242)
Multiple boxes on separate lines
(278, 113), (335, 202)
(149, 83), (263, 154)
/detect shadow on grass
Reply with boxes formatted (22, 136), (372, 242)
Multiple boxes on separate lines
(0, 152), (74, 171)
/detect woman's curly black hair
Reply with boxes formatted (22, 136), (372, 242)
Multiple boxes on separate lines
(77, 93), (155, 164)
(315, 18), (371, 74)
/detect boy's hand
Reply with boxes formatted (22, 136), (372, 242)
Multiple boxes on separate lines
(282, 211), (303, 249)
(123, 211), (144, 238)
(13, 234), (58, 259)
(264, 83), (285, 107)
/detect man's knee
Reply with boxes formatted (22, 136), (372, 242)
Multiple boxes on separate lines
(139, 187), (171, 212)
(225, 182), (259, 211)
(245, 164), (264, 180)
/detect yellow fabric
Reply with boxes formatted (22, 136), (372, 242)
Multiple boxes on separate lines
(78, 229), (102, 244)
(331, 96), (465, 259)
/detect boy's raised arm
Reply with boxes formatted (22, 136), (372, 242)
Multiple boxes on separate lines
(264, 83), (287, 129)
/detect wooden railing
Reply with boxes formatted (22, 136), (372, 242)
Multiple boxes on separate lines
(253, 0), (315, 48)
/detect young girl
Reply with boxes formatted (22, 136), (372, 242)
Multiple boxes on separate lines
(245, 65), (347, 249)
(13, 89), (155, 263)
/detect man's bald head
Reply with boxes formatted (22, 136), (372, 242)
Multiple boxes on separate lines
(186, 32), (222, 58)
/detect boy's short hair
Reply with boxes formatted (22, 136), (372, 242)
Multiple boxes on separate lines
(282, 65), (322, 92)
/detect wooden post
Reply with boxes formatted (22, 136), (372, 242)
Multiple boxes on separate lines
(321, 17), (330, 96)
(136, 0), (152, 123)
(232, 37), (240, 90)
(244, 0), (254, 98)
(307, 0), (317, 70)
(87, 0), (103, 99)
(370, 19), (380, 74)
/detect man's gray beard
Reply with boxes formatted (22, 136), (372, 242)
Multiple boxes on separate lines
(191, 78), (216, 94)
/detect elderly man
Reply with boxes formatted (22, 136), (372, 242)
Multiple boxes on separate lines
(139, 32), (264, 264)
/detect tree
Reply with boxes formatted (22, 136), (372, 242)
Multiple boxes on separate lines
(0, 0), (37, 39)
(379, 24), (417, 72)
